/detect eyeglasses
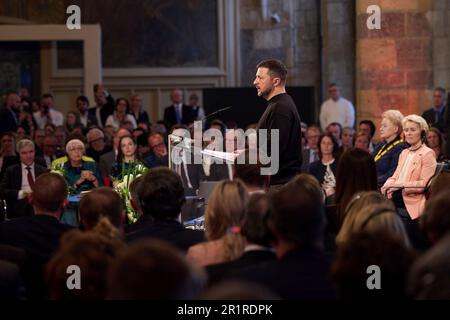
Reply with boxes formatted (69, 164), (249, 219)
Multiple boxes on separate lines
(150, 142), (165, 149)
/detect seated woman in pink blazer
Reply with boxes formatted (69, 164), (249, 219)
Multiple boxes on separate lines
(381, 115), (437, 220)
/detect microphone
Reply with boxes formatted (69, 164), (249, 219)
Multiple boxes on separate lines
(204, 106), (233, 121)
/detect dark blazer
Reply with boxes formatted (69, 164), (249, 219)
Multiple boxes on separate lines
(126, 217), (204, 253)
(179, 162), (205, 194)
(206, 163), (231, 181)
(372, 137), (409, 187)
(0, 215), (73, 299)
(235, 247), (335, 299)
(206, 249), (276, 286)
(163, 104), (195, 128)
(99, 149), (116, 178)
(143, 154), (169, 169)
(0, 163), (49, 219)
(301, 148), (319, 173)
(308, 159), (338, 185)
(0, 107), (17, 135)
(78, 111), (98, 128)
(422, 107), (446, 133)
(88, 94), (115, 127)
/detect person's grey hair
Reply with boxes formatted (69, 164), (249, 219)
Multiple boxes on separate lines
(16, 139), (35, 152)
(382, 110), (404, 134)
(402, 114), (429, 133)
(86, 128), (105, 142)
(66, 139), (85, 153)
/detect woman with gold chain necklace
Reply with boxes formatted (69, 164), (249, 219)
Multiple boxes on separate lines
(372, 110), (408, 187)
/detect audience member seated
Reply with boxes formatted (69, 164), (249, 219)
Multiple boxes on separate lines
(234, 149), (270, 194)
(426, 127), (447, 162)
(326, 122), (343, 147)
(372, 110), (408, 187)
(78, 187), (125, 233)
(421, 87), (447, 133)
(309, 132), (339, 201)
(354, 132), (370, 153)
(62, 139), (102, 193)
(381, 115), (437, 221)
(105, 98), (137, 130)
(0, 132), (18, 179)
(187, 180), (248, 266)
(75, 95), (98, 129)
(144, 131), (169, 168)
(42, 135), (60, 168)
(0, 173), (73, 299)
(107, 240), (205, 299)
(85, 128), (113, 162)
(0, 139), (48, 219)
(301, 125), (321, 173)
(420, 190), (450, 245)
(206, 193), (276, 286)
(110, 135), (146, 187)
(126, 167), (204, 251)
(358, 119), (376, 153)
(331, 231), (414, 299)
(45, 225), (125, 300)
(340, 127), (355, 153)
(408, 232), (450, 300)
(99, 128), (130, 179)
(63, 112), (82, 135)
(334, 148), (378, 224)
(235, 175), (335, 299)
(130, 94), (150, 126)
(0, 92), (21, 135)
(33, 94), (64, 130)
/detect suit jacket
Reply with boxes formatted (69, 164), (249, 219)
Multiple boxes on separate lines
(301, 148), (319, 173)
(0, 215), (73, 299)
(88, 94), (115, 127)
(178, 162), (205, 194)
(422, 107), (446, 133)
(126, 217), (205, 253)
(206, 249), (276, 286)
(78, 111), (98, 128)
(206, 163), (231, 181)
(0, 163), (49, 219)
(382, 144), (437, 220)
(163, 104), (195, 128)
(234, 247), (335, 299)
(0, 107), (17, 134)
(99, 149), (116, 178)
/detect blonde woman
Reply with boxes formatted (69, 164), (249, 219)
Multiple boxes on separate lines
(381, 115), (437, 220)
(372, 110), (408, 187)
(187, 180), (249, 267)
(336, 200), (411, 249)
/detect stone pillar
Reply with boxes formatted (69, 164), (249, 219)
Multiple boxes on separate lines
(321, 0), (356, 105)
(356, 0), (433, 136)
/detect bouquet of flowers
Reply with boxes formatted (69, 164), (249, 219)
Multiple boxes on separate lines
(51, 161), (77, 194)
(111, 162), (148, 224)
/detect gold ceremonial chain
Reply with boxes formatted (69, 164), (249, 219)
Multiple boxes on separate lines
(374, 139), (403, 162)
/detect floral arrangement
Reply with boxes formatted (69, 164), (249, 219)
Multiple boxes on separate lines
(51, 161), (77, 194)
(111, 162), (148, 224)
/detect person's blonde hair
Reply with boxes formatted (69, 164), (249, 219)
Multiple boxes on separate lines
(205, 179), (249, 261)
(402, 114), (429, 133)
(382, 110), (404, 135)
(337, 202), (411, 248)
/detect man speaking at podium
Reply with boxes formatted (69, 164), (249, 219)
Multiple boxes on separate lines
(254, 59), (302, 187)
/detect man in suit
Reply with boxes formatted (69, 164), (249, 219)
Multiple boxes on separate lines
(0, 172), (73, 299)
(144, 132), (169, 168)
(163, 89), (195, 129)
(0, 92), (20, 135)
(422, 87), (447, 133)
(76, 95), (98, 129)
(88, 84), (115, 128)
(126, 167), (204, 252)
(206, 193), (276, 286)
(235, 175), (336, 299)
(301, 125), (321, 173)
(0, 139), (48, 219)
(85, 128), (113, 162)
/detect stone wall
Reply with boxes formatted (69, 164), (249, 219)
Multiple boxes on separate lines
(356, 0), (435, 135)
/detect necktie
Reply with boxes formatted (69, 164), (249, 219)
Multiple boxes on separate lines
(26, 166), (34, 188)
(176, 105), (182, 124)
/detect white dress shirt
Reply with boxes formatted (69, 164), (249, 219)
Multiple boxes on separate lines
(33, 109), (64, 129)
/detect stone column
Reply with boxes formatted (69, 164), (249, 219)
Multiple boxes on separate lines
(356, 0), (433, 136)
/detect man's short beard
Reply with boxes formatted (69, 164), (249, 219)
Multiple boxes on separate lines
(260, 86), (274, 100)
